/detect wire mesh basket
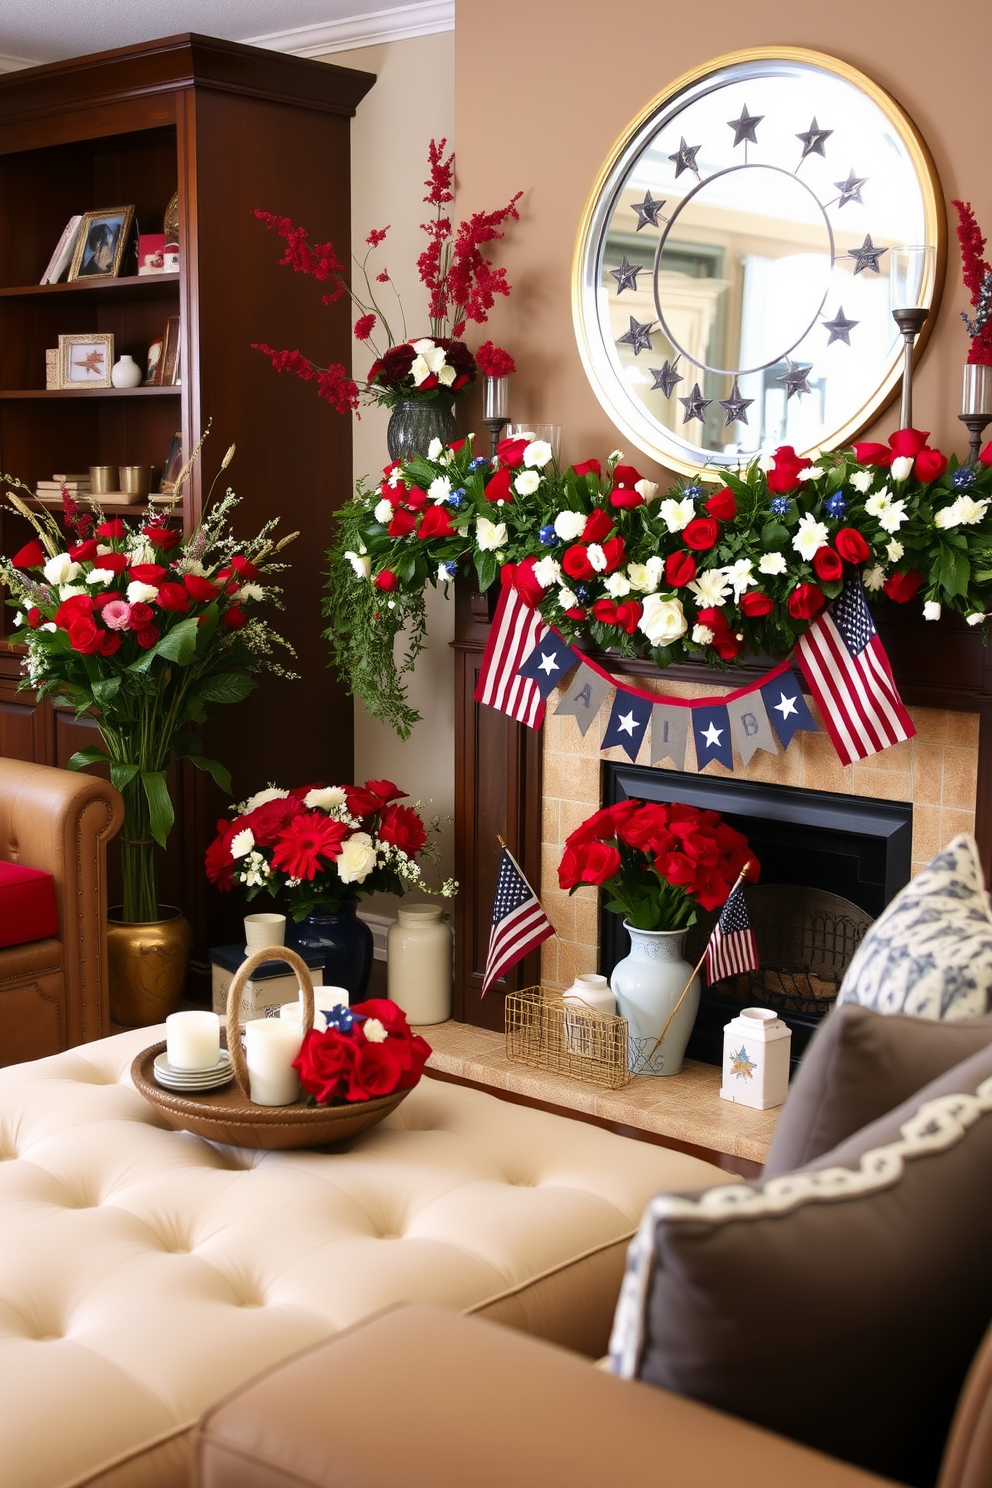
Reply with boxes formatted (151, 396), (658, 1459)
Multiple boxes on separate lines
(505, 986), (632, 1089)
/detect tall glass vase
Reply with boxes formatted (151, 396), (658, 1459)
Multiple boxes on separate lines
(287, 901), (374, 1001)
(386, 393), (457, 461)
(611, 922), (700, 1076)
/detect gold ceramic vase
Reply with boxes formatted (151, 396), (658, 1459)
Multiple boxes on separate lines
(107, 907), (192, 1026)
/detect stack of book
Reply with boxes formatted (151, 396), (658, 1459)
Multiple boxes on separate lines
(34, 474), (90, 506)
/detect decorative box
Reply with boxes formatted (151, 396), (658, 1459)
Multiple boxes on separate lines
(210, 943), (324, 1021)
(719, 1006), (792, 1111)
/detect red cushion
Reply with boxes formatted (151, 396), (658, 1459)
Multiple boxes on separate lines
(0, 861), (58, 948)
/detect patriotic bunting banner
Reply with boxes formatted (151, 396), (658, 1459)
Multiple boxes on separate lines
(474, 582), (914, 772)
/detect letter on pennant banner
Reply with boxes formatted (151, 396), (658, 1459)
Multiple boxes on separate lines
(650, 703), (690, 769)
(602, 689), (653, 762)
(554, 664), (611, 737)
(726, 692), (778, 766)
(759, 670), (818, 749)
(517, 632), (580, 699)
(691, 702), (734, 770)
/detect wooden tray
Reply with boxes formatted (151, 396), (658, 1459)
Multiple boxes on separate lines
(129, 944), (411, 1149)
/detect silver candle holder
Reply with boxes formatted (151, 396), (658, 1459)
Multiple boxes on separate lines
(483, 376), (509, 455)
(959, 365), (992, 465)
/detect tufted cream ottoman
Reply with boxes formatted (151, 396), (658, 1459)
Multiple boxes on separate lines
(0, 1026), (736, 1488)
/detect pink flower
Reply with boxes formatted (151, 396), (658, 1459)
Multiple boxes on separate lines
(102, 600), (132, 631)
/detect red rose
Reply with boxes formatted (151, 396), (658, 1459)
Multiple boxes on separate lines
(883, 568), (923, 603)
(713, 633), (744, 659)
(980, 442), (992, 467)
(417, 505), (455, 540)
(485, 467), (513, 503)
(573, 459), (601, 479)
(682, 517), (719, 551)
(787, 583), (826, 620)
(406, 486), (429, 511)
(388, 508), (417, 538)
(767, 445), (812, 492)
(812, 546), (843, 582)
(155, 581), (190, 612)
(581, 508), (613, 544)
(513, 555), (547, 608)
(740, 591), (774, 616)
(835, 528), (870, 565)
(55, 593), (94, 627)
(612, 464), (642, 487)
(142, 524), (181, 551)
(184, 574), (220, 601)
(592, 599), (618, 626)
(600, 535), (626, 572)
(378, 803), (427, 856)
(134, 625), (160, 649)
(610, 487), (643, 509)
(562, 544), (595, 582)
(68, 539), (100, 562)
(562, 841), (621, 888)
(696, 606), (730, 638)
(615, 600), (643, 634)
(230, 555), (260, 580)
(916, 448), (948, 483)
(350, 997), (412, 1034)
(96, 552), (129, 574)
(96, 519), (126, 539)
(293, 1028), (357, 1104)
(851, 442), (892, 467)
(13, 540), (45, 567)
(346, 1039), (406, 1101)
(128, 601), (155, 626)
(564, 606), (586, 620)
(374, 569), (398, 592)
(67, 615), (102, 654)
(91, 590), (122, 610)
(98, 631), (121, 657)
(705, 486), (737, 521)
(665, 551), (696, 587)
(495, 436), (530, 468)
(222, 606), (246, 630)
(888, 427), (930, 458)
(128, 563), (168, 584)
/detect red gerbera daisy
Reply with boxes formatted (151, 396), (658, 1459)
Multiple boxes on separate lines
(271, 813), (348, 880)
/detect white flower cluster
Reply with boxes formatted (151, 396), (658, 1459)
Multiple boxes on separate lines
(934, 495), (990, 530)
(410, 338), (457, 389)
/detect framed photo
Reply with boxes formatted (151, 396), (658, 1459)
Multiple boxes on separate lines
(59, 333), (114, 389)
(160, 432), (183, 493)
(68, 205), (135, 281)
(160, 315), (181, 386)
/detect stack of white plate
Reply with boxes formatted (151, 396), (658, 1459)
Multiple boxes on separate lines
(153, 1050), (235, 1093)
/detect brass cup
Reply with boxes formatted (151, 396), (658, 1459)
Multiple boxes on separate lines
(89, 465), (117, 493)
(119, 465), (154, 497)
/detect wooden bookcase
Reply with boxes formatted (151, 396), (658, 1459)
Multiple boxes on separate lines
(0, 35), (375, 985)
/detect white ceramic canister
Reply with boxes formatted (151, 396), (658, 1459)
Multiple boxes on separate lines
(562, 972), (616, 1058)
(387, 903), (452, 1024)
(110, 353), (143, 388)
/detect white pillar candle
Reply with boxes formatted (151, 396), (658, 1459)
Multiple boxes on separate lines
(244, 1018), (303, 1106)
(279, 985), (350, 1033)
(166, 1010), (220, 1071)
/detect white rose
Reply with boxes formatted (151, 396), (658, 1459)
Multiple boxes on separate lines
(634, 479), (659, 501)
(586, 543), (608, 573)
(659, 496), (695, 532)
(638, 594), (687, 645)
(345, 549), (373, 578)
(43, 553), (79, 586)
(514, 470), (541, 496)
(476, 517), (508, 551)
(362, 1017), (388, 1043)
(759, 552), (788, 576)
(886, 540), (904, 563)
(554, 510), (587, 541)
(967, 611), (986, 626)
(532, 556), (562, 588)
(428, 476), (452, 504)
(230, 828), (255, 859)
(59, 585), (88, 600)
(878, 500), (908, 534)
(304, 786), (347, 811)
(863, 564), (886, 593)
(923, 601), (942, 621)
(410, 355), (433, 386)
(557, 587), (578, 611)
(127, 581), (159, 604)
(689, 568), (732, 606)
(890, 455), (914, 481)
(523, 440), (553, 469)
(86, 568), (116, 586)
(626, 557), (664, 593)
(849, 469), (874, 494)
(692, 623), (715, 645)
(604, 572), (631, 597)
(241, 786), (289, 812)
(427, 437), (444, 460)
(411, 337), (445, 369)
(336, 831), (377, 884)
(437, 362), (456, 387)
(792, 514), (829, 561)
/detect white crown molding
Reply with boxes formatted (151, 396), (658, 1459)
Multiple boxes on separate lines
(0, 52), (39, 72)
(245, 1), (454, 57)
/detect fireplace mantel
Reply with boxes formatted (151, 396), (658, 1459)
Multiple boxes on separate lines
(452, 580), (992, 1029)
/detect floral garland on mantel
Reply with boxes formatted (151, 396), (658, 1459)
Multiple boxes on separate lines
(325, 429), (992, 737)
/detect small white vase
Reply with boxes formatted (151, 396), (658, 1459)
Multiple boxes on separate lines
(387, 903), (452, 1024)
(111, 354), (143, 388)
(611, 922), (700, 1076)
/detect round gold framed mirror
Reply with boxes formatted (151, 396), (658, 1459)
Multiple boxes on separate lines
(572, 48), (945, 478)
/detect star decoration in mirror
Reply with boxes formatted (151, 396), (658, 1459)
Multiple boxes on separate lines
(848, 233), (889, 274)
(631, 191), (666, 230)
(679, 383), (711, 423)
(823, 306), (859, 345)
(796, 117), (833, 160)
(650, 357), (683, 396)
(668, 137), (702, 179)
(618, 316), (656, 355)
(834, 169), (868, 208)
(727, 104), (762, 147)
(719, 380), (754, 425)
(779, 359), (814, 400)
(609, 255), (642, 294)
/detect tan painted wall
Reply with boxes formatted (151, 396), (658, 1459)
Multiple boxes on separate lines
(454, 0), (992, 477)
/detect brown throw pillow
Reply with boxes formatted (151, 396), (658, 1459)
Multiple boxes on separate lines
(609, 1042), (992, 1488)
(763, 1003), (992, 1178)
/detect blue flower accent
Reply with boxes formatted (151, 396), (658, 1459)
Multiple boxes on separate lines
(770, 496), (792, 516)
(825, 492), (848, 517)
(539, 524), (560, 546)
(952, 466), (976, 490)
(448, 488), (466, 508)
(442, 560), (458, 577)
(468, 456), (488, 471)
(683, 483), (703, 499)
(324, 1005), (360, 1033)
(575, 585), (590, 602)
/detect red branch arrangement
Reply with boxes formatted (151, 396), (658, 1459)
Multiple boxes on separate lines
(252, 139), (521, 413)
(952, 200), (992, 366)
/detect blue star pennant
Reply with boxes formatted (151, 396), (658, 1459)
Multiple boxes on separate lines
(517, 631), (580, 698)
(691, 702), (733, 770)
(759, 670), (817, 749)
(601, 689), (653, 762)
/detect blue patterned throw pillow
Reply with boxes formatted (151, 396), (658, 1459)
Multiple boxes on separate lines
(837, 834), (992, 1018)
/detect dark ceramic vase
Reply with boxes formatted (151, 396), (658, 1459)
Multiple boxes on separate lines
(287, 901), (374, 1000)
(386, 393), (457, 461)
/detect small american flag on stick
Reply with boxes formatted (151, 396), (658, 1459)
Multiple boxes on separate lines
(705, 879), (759, 985)
(481, 847), (555, 996)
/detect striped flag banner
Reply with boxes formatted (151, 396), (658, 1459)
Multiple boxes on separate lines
(474, 582), (549, 728)
(795, 578), (915, 766)
(481, 848), (555, 996)
(705, 880), (759, 985)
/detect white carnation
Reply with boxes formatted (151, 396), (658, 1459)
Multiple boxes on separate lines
(886, 540), (904, 563)
(336, 831), (377, 884)
(554, 510), (587, 541)
(586, 543), (608, 573)
(241, 786), (289, 813)
(238, 583), (266, 602)
(428, 476), (452, 504)
(304, 786), (347, 811)
(604, 571), (631, 597)
(758, 552), (788, 576)
(792, 514), (829, 561)
(523, 440), (553, 469)
(659, 496), (695, 532)
(374, 499), (393, 523)
(863, 564), (886, 593)
(230, 828), (255, 859)
(638, 594), (687, 645)
(849, 469), (874, 494)
(43, 553), (79, 586)
(476, 517), (508, 551)
(692, 623), (715, 645)
(86, 568), (116, 586)
(514, 470), (541, 496)
(532, 556), (562, 588)
(426, 437), (444, 460)
(362, 1017), (388, 1043)
(557, 587), (578, 611)
(957, 496), (990, 526)
(626, 557), (664, 593)
(345, 549), (372, 578)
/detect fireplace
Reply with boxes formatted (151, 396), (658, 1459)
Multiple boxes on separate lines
(600, 763), (913, 1065)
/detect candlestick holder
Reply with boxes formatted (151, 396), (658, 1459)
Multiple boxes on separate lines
(485, 416), (508, 457)
(959, 413), (992, 466)
(959, 365), (992, 465)
(890, 245), (936, 430)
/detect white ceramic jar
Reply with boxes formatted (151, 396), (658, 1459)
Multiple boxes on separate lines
(110, 353), (143, 388)
(562, 972), (615, 1017)
(387, 904), (452, 1024)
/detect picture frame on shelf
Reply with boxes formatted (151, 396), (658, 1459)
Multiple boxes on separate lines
(68, 205), (135, 281)
(159, 431), (183, 494)
(160, 315), (181, 386)
(137, 233), (166, 275)
(40, 214), (82, 284)
(145, 336), (164, 385)
(58, 333), (114, 389)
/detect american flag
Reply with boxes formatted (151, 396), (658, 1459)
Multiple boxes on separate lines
(481, 848), (555, 996)
(474, 583), (550, 728)
(795, 578), (915, 766)
(705, 881), (759, 985)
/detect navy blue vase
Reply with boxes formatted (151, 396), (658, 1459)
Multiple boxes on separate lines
(287, 901), (374, 1000)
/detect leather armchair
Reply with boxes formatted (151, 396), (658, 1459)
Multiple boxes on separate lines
(0, 758), (123, 1065)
